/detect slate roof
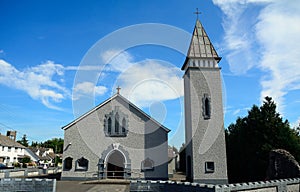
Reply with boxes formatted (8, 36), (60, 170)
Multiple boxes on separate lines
(0, 134), (25, 148)
(27, 147), (56, 161)
(62, 93), (170, 133)
(182, 19), (221, 70)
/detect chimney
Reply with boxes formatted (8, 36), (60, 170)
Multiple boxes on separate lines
(7, 131), (17, 141)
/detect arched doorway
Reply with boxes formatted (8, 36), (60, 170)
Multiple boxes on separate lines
(107, 150), (125, 179)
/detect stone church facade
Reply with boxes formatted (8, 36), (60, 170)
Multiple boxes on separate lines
(62, 18), (228, 183)
(61, 94), (170, 180)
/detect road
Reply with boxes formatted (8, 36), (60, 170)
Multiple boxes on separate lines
(56, 180), (130, 192)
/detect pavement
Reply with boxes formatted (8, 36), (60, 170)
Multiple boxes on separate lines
(56, 180), (130, 192)
(56, 172), (186, 192)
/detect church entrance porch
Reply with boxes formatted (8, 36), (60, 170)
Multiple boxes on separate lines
(98, 144), (132, 179)
(106, 150), (125, 179)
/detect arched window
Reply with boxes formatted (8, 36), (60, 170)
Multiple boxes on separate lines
(104, 106), (128, 137)
(141, 158), (154, 171)
(115, 112), (119, 134)
(76, 157), (89, 171)
(108, 117), (112, 134)
(64, 157), (73, 171)
(203, 94), (211, 119)
(122, 118), (126, 133)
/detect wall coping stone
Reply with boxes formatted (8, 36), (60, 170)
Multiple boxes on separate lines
(130, 178), (300, 192)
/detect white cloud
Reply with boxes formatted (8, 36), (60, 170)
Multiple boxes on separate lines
(232, 109), (241, 116)
(213, 0), (300, 112)
(115, 59), (184, 107)
(256, 1), (300, 110)
(65, 65), (102, 71)
(291, 117), (300, 129)
(99, 50), (184, 107)
(101, 49), (134, 72)
(73, 82), (107, 100)
(212, 0), (270, 74)
(0, 59), (68, 110)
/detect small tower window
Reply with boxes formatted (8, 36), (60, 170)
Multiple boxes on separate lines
(205, 98), (210, 115)
(202, 94), (211, 119)
(205, 161), (215, 173)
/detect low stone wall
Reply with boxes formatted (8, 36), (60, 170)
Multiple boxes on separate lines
(130, 178), (300, 192)
(215, 178), (300, 192)
(130, 180), (215, 192)
(0, 178), (56, 192)
(0, 167), (62, 179)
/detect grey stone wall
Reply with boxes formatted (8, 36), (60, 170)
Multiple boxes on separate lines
(0, 178), (56, 192)
(130, 178), (300, 192)
(183, 62), (228, 184)
(62, 95), (168, 180)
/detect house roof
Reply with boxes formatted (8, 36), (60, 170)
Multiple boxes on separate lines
(62, 93), (171, 133)
(27, 147), (56, 161)
(0, 134), (25, 148)
(181, 19), (221, 70)
(25, 148), (40, 161)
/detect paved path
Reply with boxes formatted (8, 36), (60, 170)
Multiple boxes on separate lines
(56, 180), (130, 192)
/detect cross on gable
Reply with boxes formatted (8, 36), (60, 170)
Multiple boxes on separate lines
(116, 86), (121, 94)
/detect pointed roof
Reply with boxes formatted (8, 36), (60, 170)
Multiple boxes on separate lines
(181, 19), (221, 70)
(62, 93), (170, 133)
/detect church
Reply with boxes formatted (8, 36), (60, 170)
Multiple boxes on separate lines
(61, 18), (228, 184)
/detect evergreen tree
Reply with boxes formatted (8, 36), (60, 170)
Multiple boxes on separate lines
(226, 96), (300, 183)
(17, 134), (29, 147)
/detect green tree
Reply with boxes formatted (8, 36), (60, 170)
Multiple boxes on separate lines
(17, 134), (29, 147)
(37, 138), (64, 153)
(226, 96), (300, 183)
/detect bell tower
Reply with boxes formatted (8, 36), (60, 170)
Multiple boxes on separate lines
(182, 18), (228, 184)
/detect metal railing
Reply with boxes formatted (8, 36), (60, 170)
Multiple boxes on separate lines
(84, 170), (143, 180)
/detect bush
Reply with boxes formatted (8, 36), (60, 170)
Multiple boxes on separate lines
(22, 157), (31, 164)
(13, 162), (21, 168)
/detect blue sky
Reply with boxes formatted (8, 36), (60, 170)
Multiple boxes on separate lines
(1, 0), (300, 148)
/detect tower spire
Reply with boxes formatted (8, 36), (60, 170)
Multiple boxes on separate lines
(181, 18), (221, 70)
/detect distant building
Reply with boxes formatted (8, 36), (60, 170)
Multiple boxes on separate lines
(168, 146), (178, 178)
(26, 147), (56, 166)
(0, 131), (26, 165)
(62, 94), (170, 180)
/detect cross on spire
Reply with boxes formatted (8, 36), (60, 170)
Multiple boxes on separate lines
(116, 86), (121, 94)
(194, 8), (201, 20)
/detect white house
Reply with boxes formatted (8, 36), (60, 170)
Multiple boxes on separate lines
(0, 131), (26, 166)
(26, 147), (56, 166)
